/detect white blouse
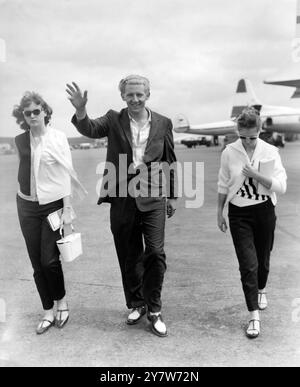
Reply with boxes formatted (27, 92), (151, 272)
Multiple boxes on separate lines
(18, 128), (72, 205)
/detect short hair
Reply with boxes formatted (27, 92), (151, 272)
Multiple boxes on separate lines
(118, 75), (150, 96)
(12, 91), (53, 131)
(237, 107), (261, 131)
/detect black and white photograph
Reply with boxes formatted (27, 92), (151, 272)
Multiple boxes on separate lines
(0, 0), (300, 369)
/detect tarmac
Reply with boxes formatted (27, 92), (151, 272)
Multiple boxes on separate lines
(0, 141), (300, 367)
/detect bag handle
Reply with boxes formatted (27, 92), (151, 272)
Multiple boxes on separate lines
(59, 224), (74, 237)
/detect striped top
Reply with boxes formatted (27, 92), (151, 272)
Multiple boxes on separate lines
(231, 177), (270, 207)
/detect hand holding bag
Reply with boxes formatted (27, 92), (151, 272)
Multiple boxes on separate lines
(47, 208), (77, 231)
(56, 225), (82, 262)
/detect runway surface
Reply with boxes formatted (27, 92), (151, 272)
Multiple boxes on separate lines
(0, 142), (299, 367)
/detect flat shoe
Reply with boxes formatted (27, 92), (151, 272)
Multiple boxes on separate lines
(36, 318), (55, 335)
(56, 309), (69, 329)
(246, 319), (260, 339)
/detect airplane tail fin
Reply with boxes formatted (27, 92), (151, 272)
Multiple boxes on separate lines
(173, 114), (190, 133)
(231, 79), (262, 118)
(291, 87), (300, 98)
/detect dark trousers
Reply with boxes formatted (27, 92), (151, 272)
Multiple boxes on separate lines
(17, 195), (66, 310)
(110, 197), (167, 313)
(229, 200), (276, 311)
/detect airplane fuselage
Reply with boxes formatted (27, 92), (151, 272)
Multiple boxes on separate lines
(262, 115), (300, 133)
(260, 105), (300, 134)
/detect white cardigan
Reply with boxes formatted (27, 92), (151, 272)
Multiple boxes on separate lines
(26, 128), (87, 204)
(218, 138), (287, 206)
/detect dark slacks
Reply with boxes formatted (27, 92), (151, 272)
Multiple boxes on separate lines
(229, 199), (276, 311)
(110, 197), (167, 313)
(17, 195), (66, 310)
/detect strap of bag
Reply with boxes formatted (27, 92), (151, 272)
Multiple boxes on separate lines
(59, 224), (74, 238)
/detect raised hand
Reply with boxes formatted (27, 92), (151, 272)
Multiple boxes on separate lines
(66, 82), (88, 111)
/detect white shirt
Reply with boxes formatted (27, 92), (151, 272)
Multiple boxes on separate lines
(18, 128), (72, 204)
(129, 109), (151, 169)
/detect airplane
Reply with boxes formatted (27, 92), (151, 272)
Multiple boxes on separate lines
(264, 0), (300, 98)
(173, 78), (300, 146)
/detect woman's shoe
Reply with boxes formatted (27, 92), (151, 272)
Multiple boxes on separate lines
(36, 318), (55, 335)
(258, 292), (268, 310)
(55, 309), (69, 329)
(246, 319), (260, 339)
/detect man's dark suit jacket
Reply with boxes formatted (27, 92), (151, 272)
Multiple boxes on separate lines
(71, 108), (177, 211)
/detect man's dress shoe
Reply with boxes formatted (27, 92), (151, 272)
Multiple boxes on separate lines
(126, 306), (146, 325)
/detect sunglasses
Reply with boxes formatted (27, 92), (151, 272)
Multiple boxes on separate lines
(239, 136), (258, 141)
(23, 109), (42, 118)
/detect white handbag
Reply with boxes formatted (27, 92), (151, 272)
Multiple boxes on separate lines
(56, 226), (82, 263)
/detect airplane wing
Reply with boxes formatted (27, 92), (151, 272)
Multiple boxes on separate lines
(260, 104), (300, 117)
(189, 121), (237, 135)
(173, 114), (236, 136)
(264, 65), (300, 91)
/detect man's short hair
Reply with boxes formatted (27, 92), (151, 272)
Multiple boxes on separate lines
(237, 107), (261, 130)
(118, 75), (150, 96)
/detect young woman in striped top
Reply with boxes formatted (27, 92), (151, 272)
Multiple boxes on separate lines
(217, 107), (287, 339)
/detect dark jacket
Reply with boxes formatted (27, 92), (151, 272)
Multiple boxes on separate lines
(15, 131), (31, 196)
(71, 108), (177, 211)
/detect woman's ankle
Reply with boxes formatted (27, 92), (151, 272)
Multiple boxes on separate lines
(43, 308), (54, 320)
(56, 296), (68, 309)
(249, 310), (260, 321)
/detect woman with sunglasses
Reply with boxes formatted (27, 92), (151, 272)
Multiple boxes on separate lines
(13, 91), (86, 335)
(217, 107), (287, 339)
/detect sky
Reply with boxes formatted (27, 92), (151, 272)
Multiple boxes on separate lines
(0, 0), (298, 138)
